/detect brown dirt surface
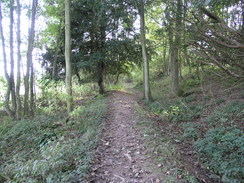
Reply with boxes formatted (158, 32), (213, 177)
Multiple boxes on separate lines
(86, 91), (163, 183)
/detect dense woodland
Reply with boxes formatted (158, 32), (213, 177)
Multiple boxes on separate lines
(0, 0), (243, 182)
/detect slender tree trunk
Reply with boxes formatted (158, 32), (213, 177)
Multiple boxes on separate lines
(168, 21), (174, 82)
(98, 26), (106, 95)
(10, 0), (17, 116)
(162, 37), (167, 76)
(172, 0), (182, 97)
(24, 0), (37, 116)
(98, 62), (105, 94)
(30, 61), (35, 115)
(65, 0), (73, 114)
(241, 0), (244, 34)
(52, 20), (62, 79)
(183, 0), (191, 74)
(75, 70), (82, 84)
(0, 1), (13, 117)
(16, 0), (22, 119)
(139, 0), (152, 102)
(114, 72), (121, 85)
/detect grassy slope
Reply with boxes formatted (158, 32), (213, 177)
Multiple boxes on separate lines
(0, 96), (107, 183)
(136, 68), (244, 183)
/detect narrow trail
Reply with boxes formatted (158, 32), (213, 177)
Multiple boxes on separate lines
(87, 91), (163, 183)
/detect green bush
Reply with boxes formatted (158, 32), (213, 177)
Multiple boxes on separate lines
(194, 127), (244, 183)
(181, 95), (196, 103)
(161, 102), (204, 123)
(181, 122), (200, 140)
(206, 101), (244, 126)
(148, 101), (166, 115)
(215, 98), (225, 105)
(181, 77), (201, 91)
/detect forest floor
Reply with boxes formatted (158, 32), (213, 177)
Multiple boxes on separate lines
(86, 90), (164, 183)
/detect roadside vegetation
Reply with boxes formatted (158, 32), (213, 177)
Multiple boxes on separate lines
(0, 83), (107, 182)
(135, 68), (244, 183)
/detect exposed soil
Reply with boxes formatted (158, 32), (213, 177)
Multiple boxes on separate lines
(86, 91), (163, 183)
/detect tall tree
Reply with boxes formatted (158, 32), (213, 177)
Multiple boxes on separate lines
(24, 0), (38, 116)
(139, 0), (152, 102)
(10, 0), (17, 116)
(171, 0), (183, 96)
(52, 20), (62, 79)
(0, 0), (13, 117)
(65, 0), (73, 114)
(16, 0), (22, 119)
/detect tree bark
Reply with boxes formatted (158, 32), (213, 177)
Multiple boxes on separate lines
(162, 37), (167, 76)
(10, 0), (17, 116)
(172, 0), (182, 97)
(98, 62), (105, 94)
(139, 0), (152, 102)
(52, 20), (62, 79)
(24, 0), (37, 116)
(242, 0), (244, 34)
(30, 61), (35, 116)
(16, 0), (22, 119)
(0, 1), (13, 117)
(65, 0), (73, 114)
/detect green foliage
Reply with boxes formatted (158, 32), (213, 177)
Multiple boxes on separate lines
(181, 122), (200, 140)
(0, 76), (7, 107)
(181, 77), (201, 91)
(42, 0), (141, 88)
(106, 83), (125, 91)
(37, 79), (98, 114)
(181, 95), (197, 103)
(205, 101), (244, 126)
(195, 127), (244, 182)
(215, 98), (225, 105)
(0, 98), (107, 182)
(148, 98), (205, 123)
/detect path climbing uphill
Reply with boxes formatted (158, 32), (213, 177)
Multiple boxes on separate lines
(87, 91), (163, 183)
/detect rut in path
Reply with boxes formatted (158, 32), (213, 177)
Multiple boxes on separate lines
(87, 91), (163, 183)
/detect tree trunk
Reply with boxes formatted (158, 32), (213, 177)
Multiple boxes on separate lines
(75, 70), (82, 84)
(139, 0), (152, 102)
(16, 0), (22, 120)
(162, 38), (167, 76)
(0, 1), (13, 117)
(114, 72), (121, 85)
(172, 0), (182, 97)
(65, 0), (73, 114)
(10, 0), (17, 116)
(24, 0), (37, 116)
(168, 19), (174, 88)
(30, 61), (35, 116)
(242, 0), (244, 34)
(52, 20), (62, 79)
(98, 62), (105, 94)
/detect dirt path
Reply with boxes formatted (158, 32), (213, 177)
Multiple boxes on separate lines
(87, 91), (163, 183)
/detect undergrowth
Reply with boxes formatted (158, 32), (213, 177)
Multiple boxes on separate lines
(135, 104), (198, 183)
(135, 68), (244, 183)
(0, 97), (107, 183)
